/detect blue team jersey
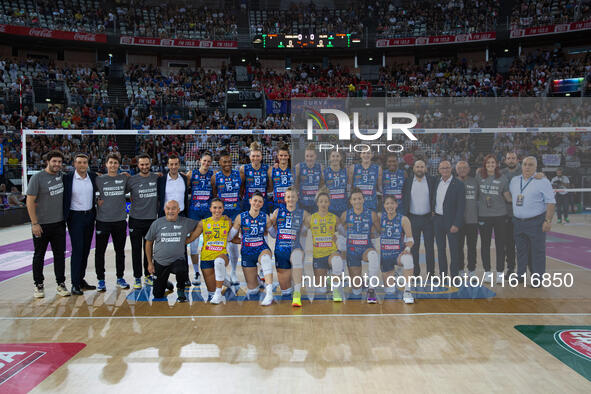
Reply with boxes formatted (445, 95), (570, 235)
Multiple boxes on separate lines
(324, 166), (348, 216)
(380, 213), (404, 259)
(298, 162), (321, 209)
(215, 170), (241, 219)
(240, 210), (269, 257)
(272, 166), (293, 208)
(346, 208), (373, 255)
(353, 163), (379, 211)
(275, 206), (304, 256)
(383, 168), (405, 201)
(188, 169), (213, 219)
(244, 163), (269, 199)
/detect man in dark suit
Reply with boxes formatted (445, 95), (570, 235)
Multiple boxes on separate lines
(401, 159), (436, 276)
(157, 154), (189, 217)
(432, 160), (465, 278)
(63, 153), (98, 294)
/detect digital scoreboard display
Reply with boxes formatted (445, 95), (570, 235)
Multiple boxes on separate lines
(253, 33), (361, 48)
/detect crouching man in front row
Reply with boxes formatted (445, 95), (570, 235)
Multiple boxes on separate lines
(146, 200), (197, 302)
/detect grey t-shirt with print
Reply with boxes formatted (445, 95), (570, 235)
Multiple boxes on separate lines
(476, 173), (509, 217)
(462, 176), (479, 224)
(127, 173), (159, 219)
(26, 170), (64, 224)
(96, 174), (128, 222)
(145, 216), (197, 266)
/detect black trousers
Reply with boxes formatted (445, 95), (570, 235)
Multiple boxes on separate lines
(504, 215), (516, 272)
(67, 211), (95, 287)
(153, 259), (189, 298)
(433, 215), (461, 277)
(458, 223), (478, 272)
(95, 220), (127, 280)
(129, 217), (155, 279)
(409, 213), (435, 276)
(32, 221), (66, 285)
(478, 216), (506, 272)
(556, 194), (569, 220)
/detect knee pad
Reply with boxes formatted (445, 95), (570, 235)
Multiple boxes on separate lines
(401, 254), (414, 270)
(291, 249), (304, 269)
(261, 254), (274, 276)
(330, 255), (344, 275)
(214, 257), (226, 282)
(190, 236), (201, 255)
(367, 250), (380, 277)
(336, 235), (346, 252)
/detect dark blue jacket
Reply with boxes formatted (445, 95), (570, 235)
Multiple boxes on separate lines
(157, 171), (189, 217)
(63, 170), (98, 221)
(431, 176), (466, 229)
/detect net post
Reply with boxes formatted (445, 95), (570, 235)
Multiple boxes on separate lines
(21, 129), (28, 193)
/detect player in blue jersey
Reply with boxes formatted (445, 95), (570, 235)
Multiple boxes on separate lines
(212, 150), (243, 285)
(270, 186), (309, 307)
(295, 144), (323, 213)
(348, 150), (382, 212)
(340, 187), (380, 303)
(186, 151), (214, 286)
(379, 195), (415, 304)
(268, 144), (293, 211)
(230, 192), (275, 306)
(324, 150), (348, 217)
(241, 142), (269, 213)
(382, 154), (406, 212)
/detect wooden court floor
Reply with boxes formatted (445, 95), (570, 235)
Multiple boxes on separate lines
(0, 216), (590, 392)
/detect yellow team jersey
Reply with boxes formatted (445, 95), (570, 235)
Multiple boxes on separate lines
(310, 212), (337, 258)
(201, 217), (230, 261)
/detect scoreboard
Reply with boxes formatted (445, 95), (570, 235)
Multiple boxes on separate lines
(253, 33), (361, 48)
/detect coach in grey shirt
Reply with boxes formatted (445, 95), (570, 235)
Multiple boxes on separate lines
(510, 156), (555, 281)
(146, 200), (198, 302)
(127, 153), (160, 287)
(26, 150), (70, 298)
(94, 153), (130, 291)
(455, 161), (478, 275)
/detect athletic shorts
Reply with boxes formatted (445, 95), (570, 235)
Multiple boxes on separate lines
(200, 259), (215, 270)
(380, 253), (401, 272)
(188, 209), (211, 222)
(299, 201), (316, 213)
(241, 247), (271, 268)
(313, 255), (330, 270)
(346, 251), (365, 267)
(225, 208), (241, 221)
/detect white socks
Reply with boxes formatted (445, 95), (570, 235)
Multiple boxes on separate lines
(367, 250), (379, 289)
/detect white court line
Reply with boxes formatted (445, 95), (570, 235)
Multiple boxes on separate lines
(547, 255), (591, 272)
(0, 313), (590, 320)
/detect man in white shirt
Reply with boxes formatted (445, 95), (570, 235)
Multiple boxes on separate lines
(157, 154), (188, 217)
(63, 153), (98, 295)
(402, 160), (435, 276)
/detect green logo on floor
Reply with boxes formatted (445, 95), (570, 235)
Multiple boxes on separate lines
(515, 325), (591, 382)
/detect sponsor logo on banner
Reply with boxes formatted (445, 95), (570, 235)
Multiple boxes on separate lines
(194, 130), (207, 134)
(376, 32), (495, 47)
(81, 130), (94, 134)
(0, 24), (106, 42)
(33, 130), (46, 134)
(510, 19), (591, 38)
(119, 36), (237, 49)
(252, 129), (264, 134)
(137, 130), (150, 134)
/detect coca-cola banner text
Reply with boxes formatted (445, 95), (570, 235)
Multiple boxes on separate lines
(0, 24), (107, 42)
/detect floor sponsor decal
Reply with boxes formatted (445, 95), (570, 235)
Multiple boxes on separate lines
(0, 343), (86, 393)
(515, 325), (591, 382)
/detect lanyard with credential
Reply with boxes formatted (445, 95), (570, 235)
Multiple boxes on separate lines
(520, 176), (533, 194)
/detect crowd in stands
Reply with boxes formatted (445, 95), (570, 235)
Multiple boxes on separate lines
(376, 0), (499, 38)
(511, 0), (591, 28)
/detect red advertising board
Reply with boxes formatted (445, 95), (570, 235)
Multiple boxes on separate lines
(120, 36), (238, 49)
(0, 24), (107, 42)
(510, 19), (591, 38)
(376, 32), (495, 47)
(0, 342), (86, 393)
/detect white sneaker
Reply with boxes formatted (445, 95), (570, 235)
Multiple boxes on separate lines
(261, 290), (274, 306)
(210, 292), (225, 305)
(34, 284), (45, 298)
(484, 271), (493, 283)
(403, 291), (414, 304)
(496, 272), (504, 284)
(56, 283), (71, 297)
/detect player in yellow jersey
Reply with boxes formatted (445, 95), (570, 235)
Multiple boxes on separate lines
(186, 198), (233, 304)
(303, 188), (345, 302)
